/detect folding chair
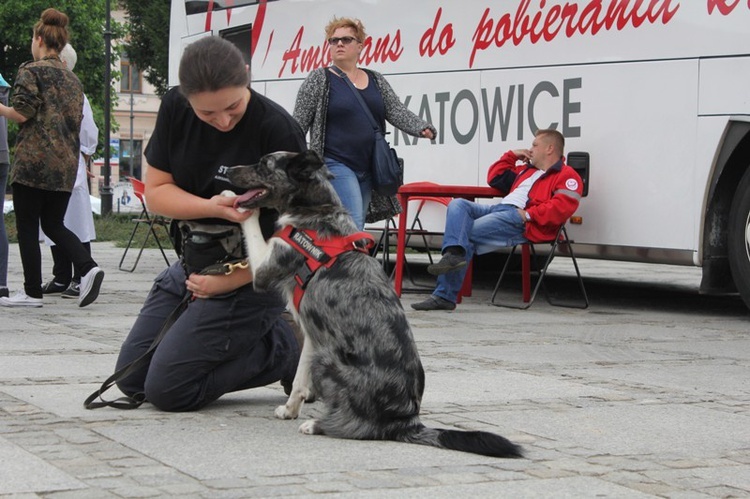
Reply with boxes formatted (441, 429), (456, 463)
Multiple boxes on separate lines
(490, 224), (588, 309)
(367, 182), (451, 277)
(367, 216), (398, 272)
(388, 182), (452, 287)
(118, 177), (172, 272)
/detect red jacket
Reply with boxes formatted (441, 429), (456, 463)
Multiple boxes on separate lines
(486, 151), (583, 242)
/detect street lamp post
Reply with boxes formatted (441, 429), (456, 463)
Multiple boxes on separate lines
(101, 0), (113, 216)
(129, 91), (134, 177)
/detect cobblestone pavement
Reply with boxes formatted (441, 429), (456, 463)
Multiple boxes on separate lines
(1, 242), (749, 498)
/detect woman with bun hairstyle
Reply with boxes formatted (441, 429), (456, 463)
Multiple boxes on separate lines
(0, 8), (104, 309)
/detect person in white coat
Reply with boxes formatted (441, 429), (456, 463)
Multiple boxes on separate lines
(41, 43), (98, 298)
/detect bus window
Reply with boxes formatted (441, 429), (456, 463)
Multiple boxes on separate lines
(220, 24), (252, 70)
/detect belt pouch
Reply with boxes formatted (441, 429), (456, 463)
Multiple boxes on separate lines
(179, 222), (243, 274)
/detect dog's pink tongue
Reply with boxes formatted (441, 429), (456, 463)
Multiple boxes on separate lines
(233, 189), (264, 208)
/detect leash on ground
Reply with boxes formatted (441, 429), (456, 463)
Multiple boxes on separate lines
(83, 259), (248, 410)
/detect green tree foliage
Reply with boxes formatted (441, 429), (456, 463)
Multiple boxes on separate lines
(120, 0), (171, 96)
(0, 0), (125, 156)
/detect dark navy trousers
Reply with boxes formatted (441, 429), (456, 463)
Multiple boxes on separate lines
(115, 262), (299, 411)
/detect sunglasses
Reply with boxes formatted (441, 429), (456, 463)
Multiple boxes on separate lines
(328, 36), (359, 45)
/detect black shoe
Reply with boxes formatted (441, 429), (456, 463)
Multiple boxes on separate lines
(281, 379), (293, 396)
(61, 282), (80, 299)
(0, 287), (8, 298)
(411, 296), (456, 311)
(427, 254), (467, 275)
(42, 280), (69, 294)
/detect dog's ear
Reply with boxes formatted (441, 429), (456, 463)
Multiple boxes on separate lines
(286, 150), (324, 183)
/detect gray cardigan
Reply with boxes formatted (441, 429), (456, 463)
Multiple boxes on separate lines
(293, 67), (437, 158)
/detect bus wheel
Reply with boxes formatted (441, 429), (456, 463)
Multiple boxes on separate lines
(728, 167), (750, 310)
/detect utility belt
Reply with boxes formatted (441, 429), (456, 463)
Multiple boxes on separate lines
(176, 220), (245, 275)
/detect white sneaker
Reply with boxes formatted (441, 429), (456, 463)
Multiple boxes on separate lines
(0, 291), (43, 308)
(79, 267), (105, 307)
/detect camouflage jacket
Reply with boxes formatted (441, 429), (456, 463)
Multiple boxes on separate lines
(10, 56), (83, 192)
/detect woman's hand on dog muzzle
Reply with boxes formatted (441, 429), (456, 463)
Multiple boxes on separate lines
(209, 194), (256, 223)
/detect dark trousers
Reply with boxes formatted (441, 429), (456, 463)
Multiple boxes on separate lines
(51, 241), (91, 284)
(0, 162), (9, 288)
(115, 262), (299, 412)
(11, 183), (97, 298)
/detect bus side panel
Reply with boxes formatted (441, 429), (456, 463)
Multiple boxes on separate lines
(699, 57), (750, 116)
(384, 60), (702, 251)
(385, 72), (483, 187)
(261, 80), (302, 115)
(558, 60), (700, 251)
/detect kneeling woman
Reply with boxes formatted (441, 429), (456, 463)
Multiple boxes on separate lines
(113, 37), (306, 411)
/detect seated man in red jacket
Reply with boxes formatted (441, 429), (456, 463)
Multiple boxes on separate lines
(412, 128), (583, 311)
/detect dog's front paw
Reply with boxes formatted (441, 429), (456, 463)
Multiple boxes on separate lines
(274, 404), (299, 420)
(299, 419), (322, 435)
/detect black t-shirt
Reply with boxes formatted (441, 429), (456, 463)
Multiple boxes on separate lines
(145, 86), (306, 236)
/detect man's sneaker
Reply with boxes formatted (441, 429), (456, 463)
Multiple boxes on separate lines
(411, 295), (456, 311)
(42, 280), (68, 294)
(427, 253), (467, 275)
(61, 282), (80, 299)
(0, 287), (8, 298)
(0, 291), (43, 308)
(78, 267), (104, 307)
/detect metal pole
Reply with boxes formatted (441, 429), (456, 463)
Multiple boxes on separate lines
(101, 0), (113, 216)
(129, 92), (134, 177)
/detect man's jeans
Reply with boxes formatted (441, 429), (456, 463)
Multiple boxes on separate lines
(434, 199), (528, 303)
(325, 158), (372, 230)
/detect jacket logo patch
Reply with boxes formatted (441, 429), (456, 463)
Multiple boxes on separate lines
(566, 178), (579, 191)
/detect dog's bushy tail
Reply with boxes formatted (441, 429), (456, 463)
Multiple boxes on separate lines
(398, 425), (523, 458)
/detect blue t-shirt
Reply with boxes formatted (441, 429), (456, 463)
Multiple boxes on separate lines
(324, 74), (385, 173)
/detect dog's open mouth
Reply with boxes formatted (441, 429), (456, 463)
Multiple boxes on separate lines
(233, 187), (269, 209)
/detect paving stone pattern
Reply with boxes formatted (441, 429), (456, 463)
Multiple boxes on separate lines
(1, 242), (748, 498)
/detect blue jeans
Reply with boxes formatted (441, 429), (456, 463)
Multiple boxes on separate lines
(0, 162), (8, 288)
(325, 158), (372, 230)
(434, 198), (528, 303)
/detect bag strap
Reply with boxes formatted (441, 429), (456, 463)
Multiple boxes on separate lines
(83, 259), (249, 410)
(329, 66), (385, 136)
(83, 293), (191, 409)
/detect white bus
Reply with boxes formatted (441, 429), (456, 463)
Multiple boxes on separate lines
(169, 0), (750, 309)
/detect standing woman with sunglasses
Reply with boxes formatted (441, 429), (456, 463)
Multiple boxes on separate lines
(293, 17), (437, 230)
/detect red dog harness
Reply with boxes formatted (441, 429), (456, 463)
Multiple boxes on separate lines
(275, 226), (375, 310)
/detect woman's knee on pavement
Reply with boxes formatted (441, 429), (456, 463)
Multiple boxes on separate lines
(143, 376), (204, 412)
